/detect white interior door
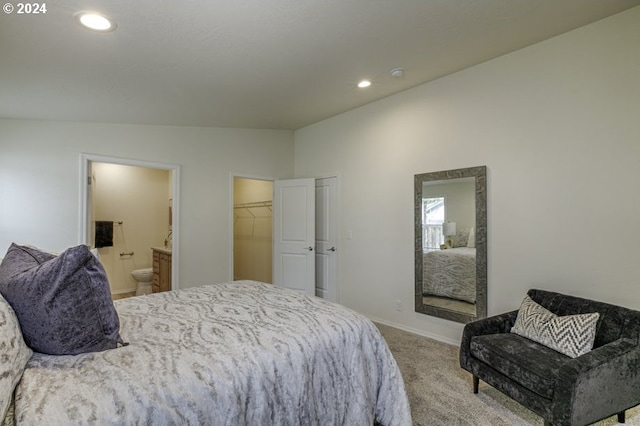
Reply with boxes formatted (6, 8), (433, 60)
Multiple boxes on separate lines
(315, 177), (338, 302)
(273, 178), (315, 295)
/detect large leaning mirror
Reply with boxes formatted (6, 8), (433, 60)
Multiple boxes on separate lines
(414, 166), (487, 323)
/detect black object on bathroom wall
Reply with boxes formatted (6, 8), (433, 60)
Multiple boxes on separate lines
(95, 221), (114, 248)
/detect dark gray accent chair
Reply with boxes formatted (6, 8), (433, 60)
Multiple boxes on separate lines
(460, 289), (640, 426)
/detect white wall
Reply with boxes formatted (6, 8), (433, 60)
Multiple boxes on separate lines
(294, 7), (640, 344)
(0, 120), (294, 288)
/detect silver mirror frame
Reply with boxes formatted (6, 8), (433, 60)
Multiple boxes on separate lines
(414, 165), (487, 323)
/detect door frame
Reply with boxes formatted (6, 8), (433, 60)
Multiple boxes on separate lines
(79, 153), (181, 290)
(228, 172), (276, 282)
(227, 172), (340, 302)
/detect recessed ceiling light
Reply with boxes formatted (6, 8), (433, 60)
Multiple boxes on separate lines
(75, 11), (116, 32)
(358, 80), (372, 88)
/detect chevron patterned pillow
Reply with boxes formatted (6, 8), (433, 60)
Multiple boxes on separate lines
(511, 295), (599, 358)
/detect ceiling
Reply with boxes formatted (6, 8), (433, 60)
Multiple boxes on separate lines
(1, 1), (638, 130)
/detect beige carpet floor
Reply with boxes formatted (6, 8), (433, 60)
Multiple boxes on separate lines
(376, 323), (640, 426)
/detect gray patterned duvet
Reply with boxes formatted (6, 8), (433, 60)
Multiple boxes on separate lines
(14, 281), (411, 426)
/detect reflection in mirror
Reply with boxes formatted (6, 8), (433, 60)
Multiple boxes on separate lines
(414, 166), (487, 323)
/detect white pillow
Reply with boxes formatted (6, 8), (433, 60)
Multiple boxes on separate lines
(467, 227), (475, 248)
(511, 295), (599, 358)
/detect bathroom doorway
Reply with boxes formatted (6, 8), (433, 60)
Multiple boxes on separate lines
(232, 177), (273, 283)
(80, 154), (180, 295)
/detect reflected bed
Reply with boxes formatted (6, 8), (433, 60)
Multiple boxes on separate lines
(422, 247), (476, 304)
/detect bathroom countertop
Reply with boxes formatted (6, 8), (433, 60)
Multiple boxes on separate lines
(151, 246), (172, 255)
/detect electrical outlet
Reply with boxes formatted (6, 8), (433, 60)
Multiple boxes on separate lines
(395, 300), (402, 311)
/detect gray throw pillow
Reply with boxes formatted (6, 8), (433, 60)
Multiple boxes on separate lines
(511, 295), (599, 358)
(0, 243), (123, 355)
(0, 292), (32, 420)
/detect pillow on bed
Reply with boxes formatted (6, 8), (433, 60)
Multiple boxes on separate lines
(467, 227), (475, 248)
(0, 243), (123, 355)
(455, 229), (469, 248)
(0, 291), (32, 420)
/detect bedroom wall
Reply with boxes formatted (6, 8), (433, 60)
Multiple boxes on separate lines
(0, 120), (294, 289)
(294, 7), (640, 344)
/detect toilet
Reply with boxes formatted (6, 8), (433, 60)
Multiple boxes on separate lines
(131, 268), (154, 296)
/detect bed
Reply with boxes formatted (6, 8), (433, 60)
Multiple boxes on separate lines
(422, 247), (476, 304)
(0, 244), (411, 426)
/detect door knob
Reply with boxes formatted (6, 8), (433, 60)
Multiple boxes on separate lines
(306, 246), (314, 251)
(327, 247), (336, 252)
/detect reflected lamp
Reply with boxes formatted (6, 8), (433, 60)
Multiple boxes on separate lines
(444, 221), (457, 248)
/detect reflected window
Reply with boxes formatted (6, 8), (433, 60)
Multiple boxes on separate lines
(422, 196), (444, 252)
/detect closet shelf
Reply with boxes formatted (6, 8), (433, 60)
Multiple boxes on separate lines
(234, 201), (272, 209)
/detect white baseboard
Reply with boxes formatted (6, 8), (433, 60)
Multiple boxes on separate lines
(366, 315), (461, 347)
(111, 287), (136, 295)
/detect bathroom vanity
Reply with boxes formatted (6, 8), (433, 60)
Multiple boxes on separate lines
(151, 247), (172, 293)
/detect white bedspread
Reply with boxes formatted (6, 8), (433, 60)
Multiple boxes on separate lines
(14, 281), (411, 426)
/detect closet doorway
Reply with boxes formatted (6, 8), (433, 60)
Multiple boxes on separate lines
(233, 177), (273, 283)
(230, 174), (340, 302)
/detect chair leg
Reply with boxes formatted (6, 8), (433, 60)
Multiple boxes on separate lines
(473, 376), (479, 394)
(618, 410), (625, 423)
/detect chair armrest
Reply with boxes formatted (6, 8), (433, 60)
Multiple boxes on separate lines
(560, 338), (637, 375)
(552, 338), (640, 425)
(459, 310), (518, 370)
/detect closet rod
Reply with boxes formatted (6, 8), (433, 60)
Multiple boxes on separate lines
(233, 201), (272, 209)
